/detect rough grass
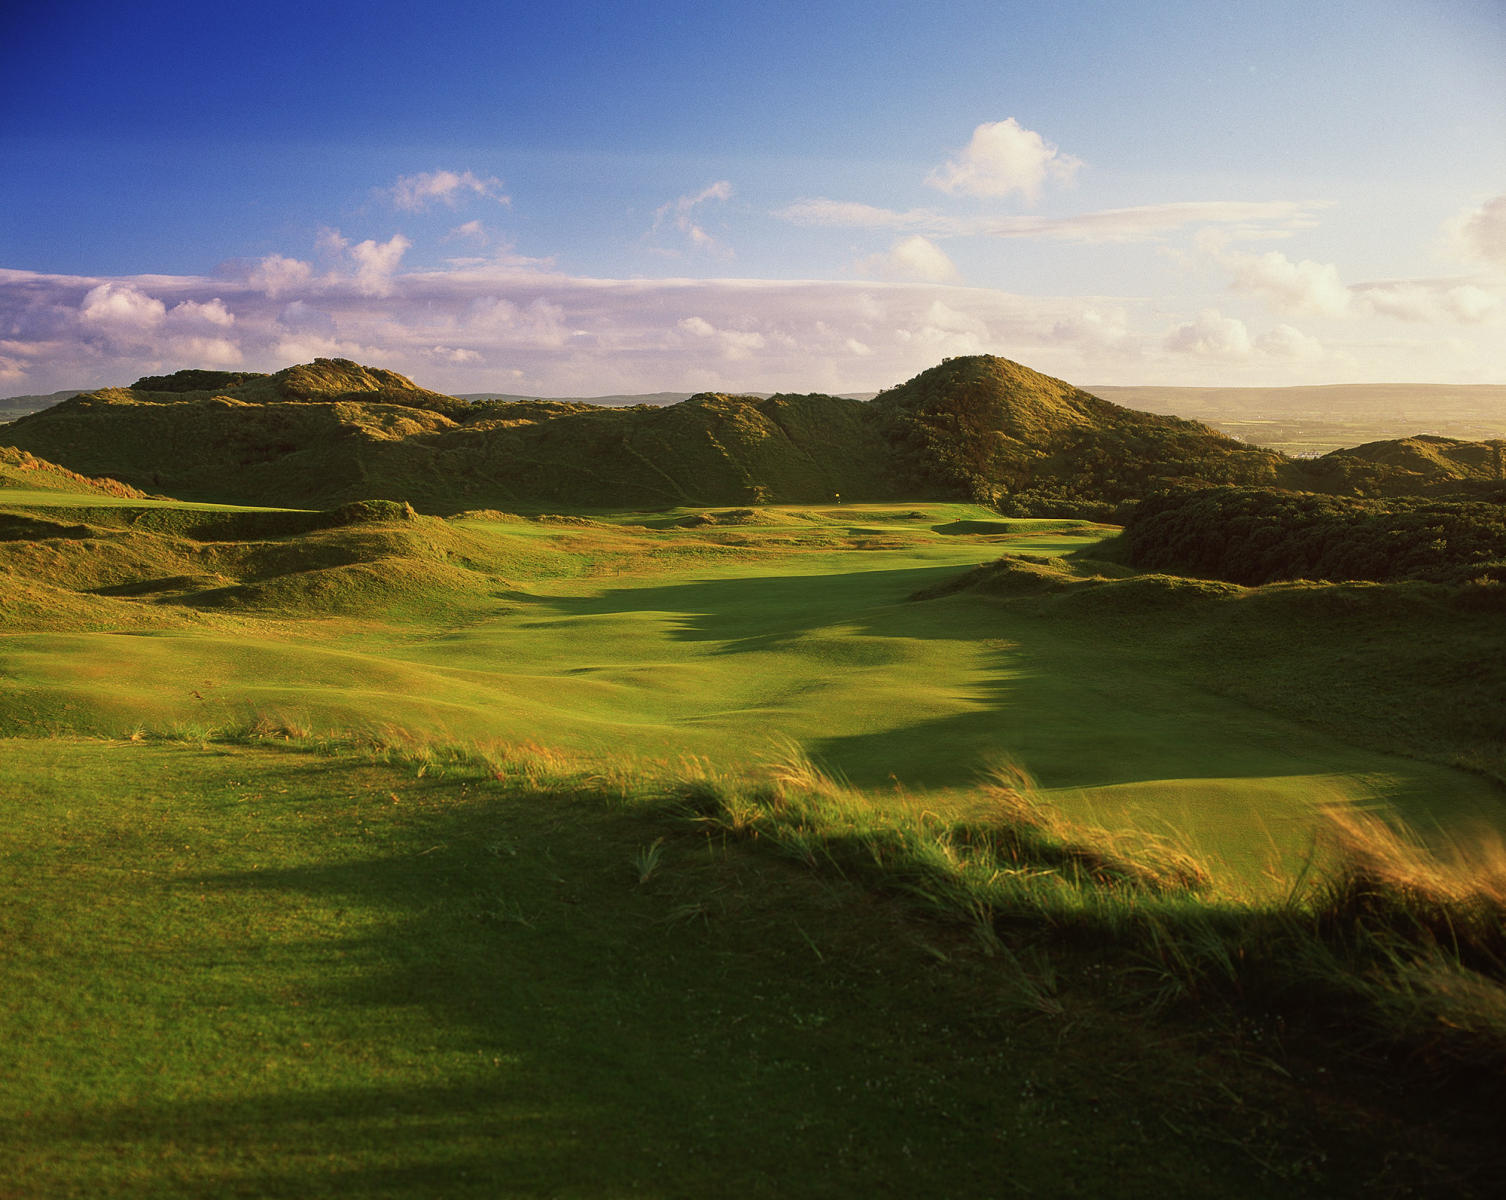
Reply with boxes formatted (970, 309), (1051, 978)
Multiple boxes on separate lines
(1, 495), (1499, 885)
(3, 480), (1505, 1194)
(2, 734), (1500, 1198)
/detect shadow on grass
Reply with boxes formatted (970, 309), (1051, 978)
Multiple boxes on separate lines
(518, 564), (1500, 820)
(7, 760), (1157, 1198)
(6, 743), (1497, 1198)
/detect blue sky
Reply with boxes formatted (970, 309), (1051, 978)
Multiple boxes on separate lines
(2, 0), (1503, 395)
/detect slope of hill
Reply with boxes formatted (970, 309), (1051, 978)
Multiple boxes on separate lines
(0, 446), (148, 499)
(1301, 434), (1506, 497)
(873, 355), (1297, 510)
(2, 354), (1495, 513)
(0, 388), (88, 421)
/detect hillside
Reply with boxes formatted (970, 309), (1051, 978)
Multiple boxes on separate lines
(0, 446), (148, 499)
(874, 355), (1296, 511)
(1, 354), (1495, 513)
(0, 388), (86, 421)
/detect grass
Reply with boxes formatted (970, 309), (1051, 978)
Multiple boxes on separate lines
(2, 484), (1504, 1193)
(2, 497), (1498, 883)
(2, 735), (1498, 1197)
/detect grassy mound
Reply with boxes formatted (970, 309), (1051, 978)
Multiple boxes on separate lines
(1121, 486), (1506, 586)
(17, 353), (1491, 514)
(0, 446), (148, 499)
(925, 549), (1506, 788)
(874, 356), (1297, 511)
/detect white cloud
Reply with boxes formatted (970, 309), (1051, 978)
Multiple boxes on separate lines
(1455, 193), (1506, 269)
(1222, 248), (1352, 317)
(467, 296), (570, 347)
(7, 250), (1503, 399)
(1049, 307), (1134, 355)
(248, 254), (314, 298)
(424, 345), (484, 364)
(348, 235), (411, 297)
(777, 198), (1324, 244)
(167, 298), (235, 329)
(1255, 324), (1324, 359)
(925, 118), (1082, 202)
(278, 300), (337, 335)
(79, 283), (166, 332)
(1353, 279), (1503, 324)
(856, 236), (959, 283)
(677, 314), (765, 360)
(447, 220), (489, 244)
(653, 181), (734, 254)
(1164, 309), (1252, 359)
(390, 170), (509, 212)
(166, 335), (243, 367)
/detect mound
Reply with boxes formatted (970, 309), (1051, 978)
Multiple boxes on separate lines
(4, 353), (1493, 514)
(0, 446), (149, 499)
(1299, 434), (1506, 497)
(872, 356), (1298, 512)
(0, 496), (529, 627)
(1121, 486), (1506, 585)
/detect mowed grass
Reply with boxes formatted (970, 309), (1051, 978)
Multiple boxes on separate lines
(1, 498), (1500, 888)
(4, 493), (1506, 1194)
(0, 737), (1488, 1199)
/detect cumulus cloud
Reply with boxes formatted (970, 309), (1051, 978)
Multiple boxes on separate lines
(1049, 307), (1134, 356)
(167, 298), (235, 329)
(1255, 324), (1324, 360)
(1455, 193), (1506, 269)
(856, 236), (960, 283)
(677, 314), (765, 360)
(248, 254), (314, 298)
(925, 118), (1082, 202)
(1353, 279), (1503, 324)
(79, 283), (166, 332)
(348, 235), (411, 297)
(1222, 248), (1352, 317)
(653, 181), (734, 254)
(9, 245), (1503, 399)
(778, 198), (1324, 244)
(1164, 309), (1252, 359)
(390, 170), (509, 212)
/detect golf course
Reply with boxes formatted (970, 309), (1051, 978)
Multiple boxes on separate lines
(2, 357), (1505, 1195)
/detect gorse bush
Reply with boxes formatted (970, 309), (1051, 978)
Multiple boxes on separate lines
(1122, 486), (1506, 585)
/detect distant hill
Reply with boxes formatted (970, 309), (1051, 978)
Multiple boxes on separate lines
(457, 390), (879, 406)
(1091, 382), (1506, 454)
(0, 355), (1496, 513)
(0, 389), (89, 421)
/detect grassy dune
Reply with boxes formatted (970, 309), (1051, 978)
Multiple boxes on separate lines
(3, 483), (1505, 1193)
(3, 494), (1497, 883)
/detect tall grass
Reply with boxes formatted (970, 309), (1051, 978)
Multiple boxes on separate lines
(109, 720), (1506, 1090)
(666, 747), (1506, 1086)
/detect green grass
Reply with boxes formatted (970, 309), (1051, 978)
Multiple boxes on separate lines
(3, 487), (1505, 1193)
(1, 737), (1494, 1198)
(2, 497), (1499, 888)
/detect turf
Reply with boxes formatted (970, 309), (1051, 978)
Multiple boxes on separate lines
(3, 488), (1505, 1194)
(2, 498), (1499, 889)
(0, 738), (1489, 1198)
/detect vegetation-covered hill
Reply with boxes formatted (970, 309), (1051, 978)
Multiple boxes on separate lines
(0, 446), (148, 499)
(3, 355), (1500, 514)
(1120, 486), (1506, 586)
(873, 355), (1296, 510)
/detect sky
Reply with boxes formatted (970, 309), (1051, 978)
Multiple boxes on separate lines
(1, 0), (1504, 397)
